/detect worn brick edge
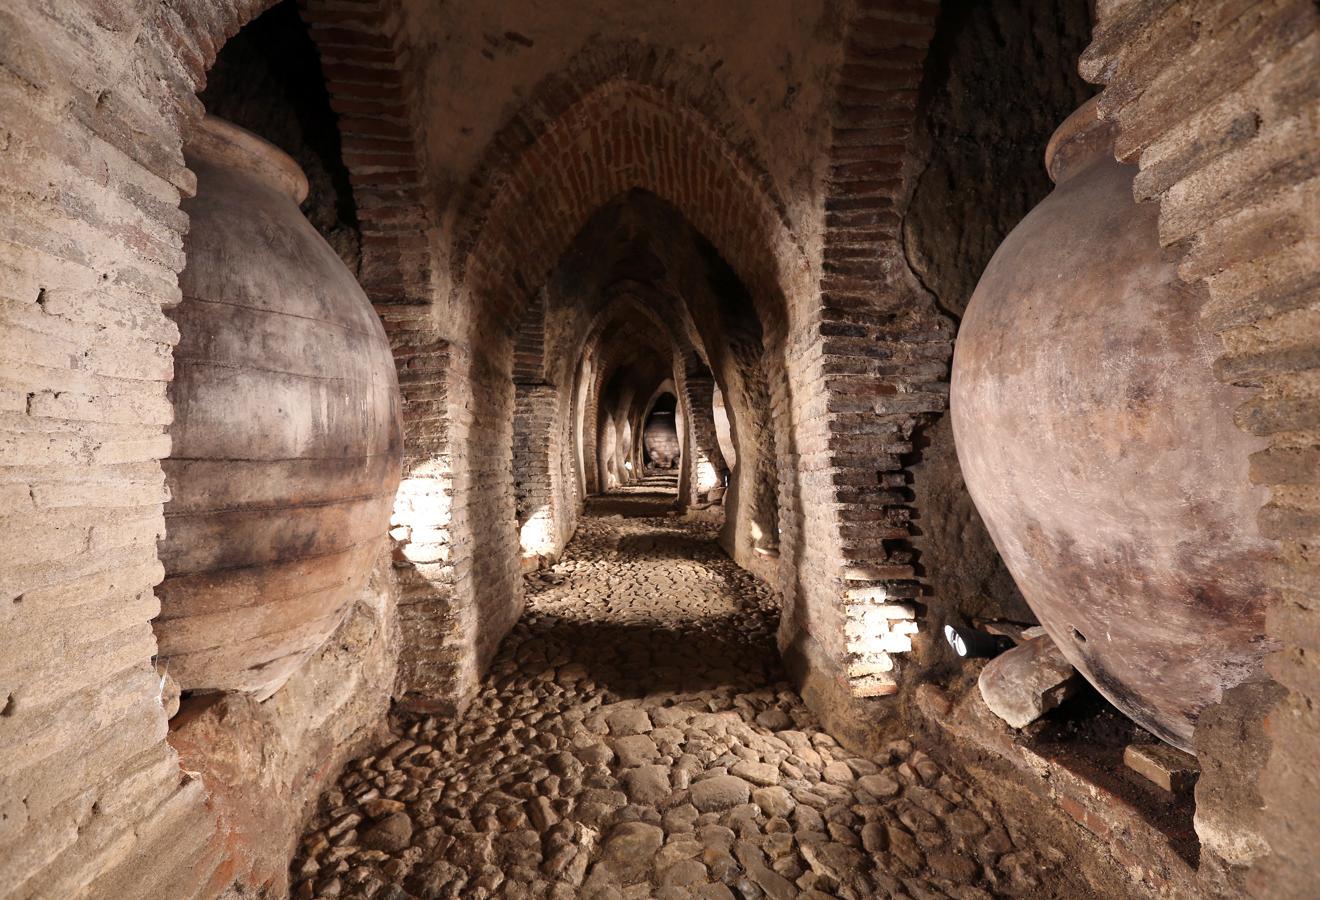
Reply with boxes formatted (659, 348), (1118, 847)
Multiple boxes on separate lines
(1080, 1), (1320, 895)
(821, 0), (946, 700)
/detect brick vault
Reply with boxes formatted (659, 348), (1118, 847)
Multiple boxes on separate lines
(1, 1), (1317, 898)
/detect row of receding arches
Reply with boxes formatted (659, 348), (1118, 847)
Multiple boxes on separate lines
(155, 0), (1273, 756)
(503, 193), (785, 588)
(2, 0), (1309, 892)
(153, 4), (805, 714)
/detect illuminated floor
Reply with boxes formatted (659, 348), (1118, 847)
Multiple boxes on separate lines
(291, 491), (1065, 899)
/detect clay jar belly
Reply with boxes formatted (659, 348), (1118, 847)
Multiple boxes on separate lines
(644, 412), (680, 468)
(156, 117), (403, 700)
(950, 98), (1275, 752)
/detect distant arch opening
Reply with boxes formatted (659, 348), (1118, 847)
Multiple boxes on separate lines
(642, 393), (681, 471)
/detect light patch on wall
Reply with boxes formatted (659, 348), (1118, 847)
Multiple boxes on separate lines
(519, 504), (556, 559)
(392, 465), (453, 565)
(696, 459), (720, 493)
(843, 586), (918, 698)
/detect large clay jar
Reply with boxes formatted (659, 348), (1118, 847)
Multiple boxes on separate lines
(156, 117), (403, 700)
(950, 98), (1275, 752)
(644, 412), (680, 468)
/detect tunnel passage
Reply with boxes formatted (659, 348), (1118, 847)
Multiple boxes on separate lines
(642, 393), (681, 470)
(506, 189), (778, 586)
(290, 480), (1096, 898)
(5, 0), (1316, 897)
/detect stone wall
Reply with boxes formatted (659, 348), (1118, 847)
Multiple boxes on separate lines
(169, 550), (400, 897)
(0, 0), (422, 893)
(2, 0), (269, 892)
(899, 0), (1095, 701)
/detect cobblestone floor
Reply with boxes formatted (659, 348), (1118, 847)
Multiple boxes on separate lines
(291, 478), (1066, 899)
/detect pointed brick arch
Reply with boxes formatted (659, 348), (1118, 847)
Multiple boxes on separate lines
(589, 315), (680, 492)
(302, 0), (432, 307)
(454, 54), (808, 343)
(434, 53), (819, 726)
(453, 41), (794, 267)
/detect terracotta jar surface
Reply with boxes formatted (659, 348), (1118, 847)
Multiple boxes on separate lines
(644, 412), (680, 469)
(950, 98), (1276, 751)
(156, 117), (403, 700)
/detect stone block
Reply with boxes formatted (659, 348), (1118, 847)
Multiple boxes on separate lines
(691, 775), (751, 812)
(977, 633), (1079, 729)
(1124, 742), (1198, 794)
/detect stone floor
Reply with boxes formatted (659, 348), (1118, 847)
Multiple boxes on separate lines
(290, 478), (1072, 899)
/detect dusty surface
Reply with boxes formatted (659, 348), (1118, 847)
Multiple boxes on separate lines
(291, 479), (1087, 899)
(949, 104), (1274, 753)
(168, 551), (401, 897)
(903, 0), (1093, 706)
(159, 116), (403, 698)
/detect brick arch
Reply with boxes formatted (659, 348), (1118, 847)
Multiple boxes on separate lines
(589, 316), (679, 407)
(811, 0), (951, 704)
(300, 0), (433, 307)
(577, 296), (689, 495)
(640, 383), (681, 441)
(453, 39), (795, 269)
(575, 290), (696, 383)
(590, 275), (776, 570)
(585, 304), (726, 508)
(591, 327), (677, 492)
(157, 0), (433, 309)
(454, 62), (809, 346)
(637, 381), (684, 471)
(446, 65), (805, 623)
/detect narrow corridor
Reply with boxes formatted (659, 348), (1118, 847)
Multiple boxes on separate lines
(290, 480), (1072, 900)
(9, 2), (1316, 896)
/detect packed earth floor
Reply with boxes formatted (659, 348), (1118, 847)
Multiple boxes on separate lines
(291, 477), (1079, 899)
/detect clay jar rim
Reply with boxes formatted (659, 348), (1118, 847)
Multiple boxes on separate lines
(1043, 95), (1116, 185)
(186, 115), (310, 205)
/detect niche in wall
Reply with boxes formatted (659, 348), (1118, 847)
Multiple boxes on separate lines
(642, 392), (681, 470)
(155, 0), (402, 703)
(903, 0), (1095, 697)
(137, 2), (407, 890)
(196, 0), (361, 266)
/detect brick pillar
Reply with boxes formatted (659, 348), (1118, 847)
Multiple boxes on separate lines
(374, 305), (464, 710)
(825, 304), (951, 698)
(513, 383), (559, 569)
(303, 0), (469, 709)
(805, 0), (943, 710)
(681, 375), (728, 505)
